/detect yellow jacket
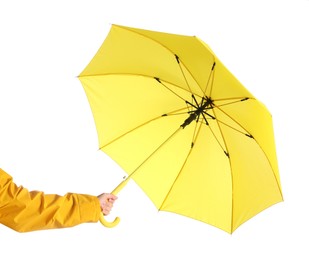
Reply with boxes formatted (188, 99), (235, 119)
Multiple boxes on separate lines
(0, 168), (101, 232)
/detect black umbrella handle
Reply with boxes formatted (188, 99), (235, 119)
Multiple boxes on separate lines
(99, 178), (129, 228)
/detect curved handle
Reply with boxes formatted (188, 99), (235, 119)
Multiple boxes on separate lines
(99, 178), (129, 228)
(99, 213), (120, 228)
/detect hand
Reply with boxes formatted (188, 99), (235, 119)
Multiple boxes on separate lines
(97, 193), (118, 216)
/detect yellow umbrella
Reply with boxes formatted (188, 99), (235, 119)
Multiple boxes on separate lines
(78, 24), (283, 233)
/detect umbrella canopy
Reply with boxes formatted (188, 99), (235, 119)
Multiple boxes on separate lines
(78, 24), (283, 233)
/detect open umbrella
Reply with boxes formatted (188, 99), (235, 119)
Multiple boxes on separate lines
(78, 24), (283, 233)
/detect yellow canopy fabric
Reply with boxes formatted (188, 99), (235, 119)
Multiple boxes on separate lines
(79, 24), (283, 233)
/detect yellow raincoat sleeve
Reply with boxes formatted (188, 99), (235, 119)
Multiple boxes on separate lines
(0, 169), (101, 232)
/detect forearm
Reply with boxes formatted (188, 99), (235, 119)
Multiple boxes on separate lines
(0, 169), (101, 232)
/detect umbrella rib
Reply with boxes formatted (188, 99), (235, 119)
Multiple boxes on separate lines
(215, 105), (284, 200)
(175, 55), (193, 93)
(125, 127), (183, 180)
(116, 25), (207, 94)
(210, 107), (235, 232)
(212, 101), (284, 232)
(196, 115), (229, 156)
(214, 97), (253, 102)
(99, 107), (188, 150)
(158, 122), (203, 211)
(154, 77), (189, 102)
(214, 97), (254, 108)
(214, 104), (253, 138)
(205, 61), (216, 97)
(207, 122), (230, 157)
(80, 73), (202, 101)
(99, 117), (162, 150)
(175, 55), (216, 98)
(79, 72), (157, 79)
(215, 118), (253, 138)
(208, 101), (254, 158)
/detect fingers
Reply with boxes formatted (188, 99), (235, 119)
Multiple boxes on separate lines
(98, 193), (118, 216)
(102, 199), (113, 215)
(105, 193), (118, 202)
(102, 203), (112, 215)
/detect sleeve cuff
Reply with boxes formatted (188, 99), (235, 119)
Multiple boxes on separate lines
(77, 194), (101, 223)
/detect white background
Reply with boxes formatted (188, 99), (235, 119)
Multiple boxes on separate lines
(1, 0), (309, 259)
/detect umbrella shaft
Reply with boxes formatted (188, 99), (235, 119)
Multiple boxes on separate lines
(111, 178), (130, 195)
